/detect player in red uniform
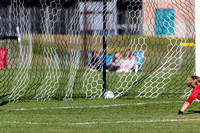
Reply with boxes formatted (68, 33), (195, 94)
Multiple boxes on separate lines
(178, 75), (200, 114)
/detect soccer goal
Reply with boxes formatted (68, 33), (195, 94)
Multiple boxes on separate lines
(0, 0), (196, 102)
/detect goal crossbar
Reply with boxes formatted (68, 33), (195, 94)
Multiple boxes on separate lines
(0, 35), (18, 40)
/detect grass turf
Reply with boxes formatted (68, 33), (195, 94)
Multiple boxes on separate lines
(0, 98), (200, 133)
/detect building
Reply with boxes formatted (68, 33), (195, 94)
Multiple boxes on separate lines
(0, 0), (195, 37)
(142, 0), (195, 38)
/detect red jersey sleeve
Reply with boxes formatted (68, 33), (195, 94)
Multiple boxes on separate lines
(187, 95), (195, 103)
(186, 85), (200, 103)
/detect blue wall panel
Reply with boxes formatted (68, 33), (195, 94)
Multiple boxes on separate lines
(155, 9), (175, 36)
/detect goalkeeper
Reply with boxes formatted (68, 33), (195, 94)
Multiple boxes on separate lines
(178, 75), (200, 114)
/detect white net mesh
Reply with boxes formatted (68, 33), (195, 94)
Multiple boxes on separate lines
(81, 1), (118, 98)
(33, 0), (62, 100)
(9, 0), (32, 101)
(0, 0), (195, 102)
(79, 0), (195, 99)
(136, 0), (195, 98)
(63, 2), (82, 99)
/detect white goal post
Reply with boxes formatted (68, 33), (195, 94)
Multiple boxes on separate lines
(195, 0), (200, 76)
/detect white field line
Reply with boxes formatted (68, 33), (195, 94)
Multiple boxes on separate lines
(5, 101), (184, 112)
(1, 118), (200, 126)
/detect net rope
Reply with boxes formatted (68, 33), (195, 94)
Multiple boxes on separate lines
(0, 0), (195, 102)
(34, 0), (62, 101)
(9, 0), (32, 101)
(136, 0), (195, 98)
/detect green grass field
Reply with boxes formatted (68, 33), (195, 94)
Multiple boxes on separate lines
(1, 98), (200, 133)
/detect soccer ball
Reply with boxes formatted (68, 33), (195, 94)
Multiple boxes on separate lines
(104, 91), (114, 99)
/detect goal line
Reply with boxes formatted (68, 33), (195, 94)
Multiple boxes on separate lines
(1, 118), (200, 126)
(5, 101), (184, 112)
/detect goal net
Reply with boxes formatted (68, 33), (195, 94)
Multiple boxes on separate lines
(0, 0), (195, 102)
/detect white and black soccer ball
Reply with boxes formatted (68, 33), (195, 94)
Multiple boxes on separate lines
(104, 91), (114, 99)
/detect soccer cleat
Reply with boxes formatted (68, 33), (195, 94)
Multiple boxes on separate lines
(178, 110), (183, 115)
(0, 98), (9, 106)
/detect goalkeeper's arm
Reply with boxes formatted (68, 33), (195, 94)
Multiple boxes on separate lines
(178, 94), (195, 114)
(178, 102), (190, 114)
